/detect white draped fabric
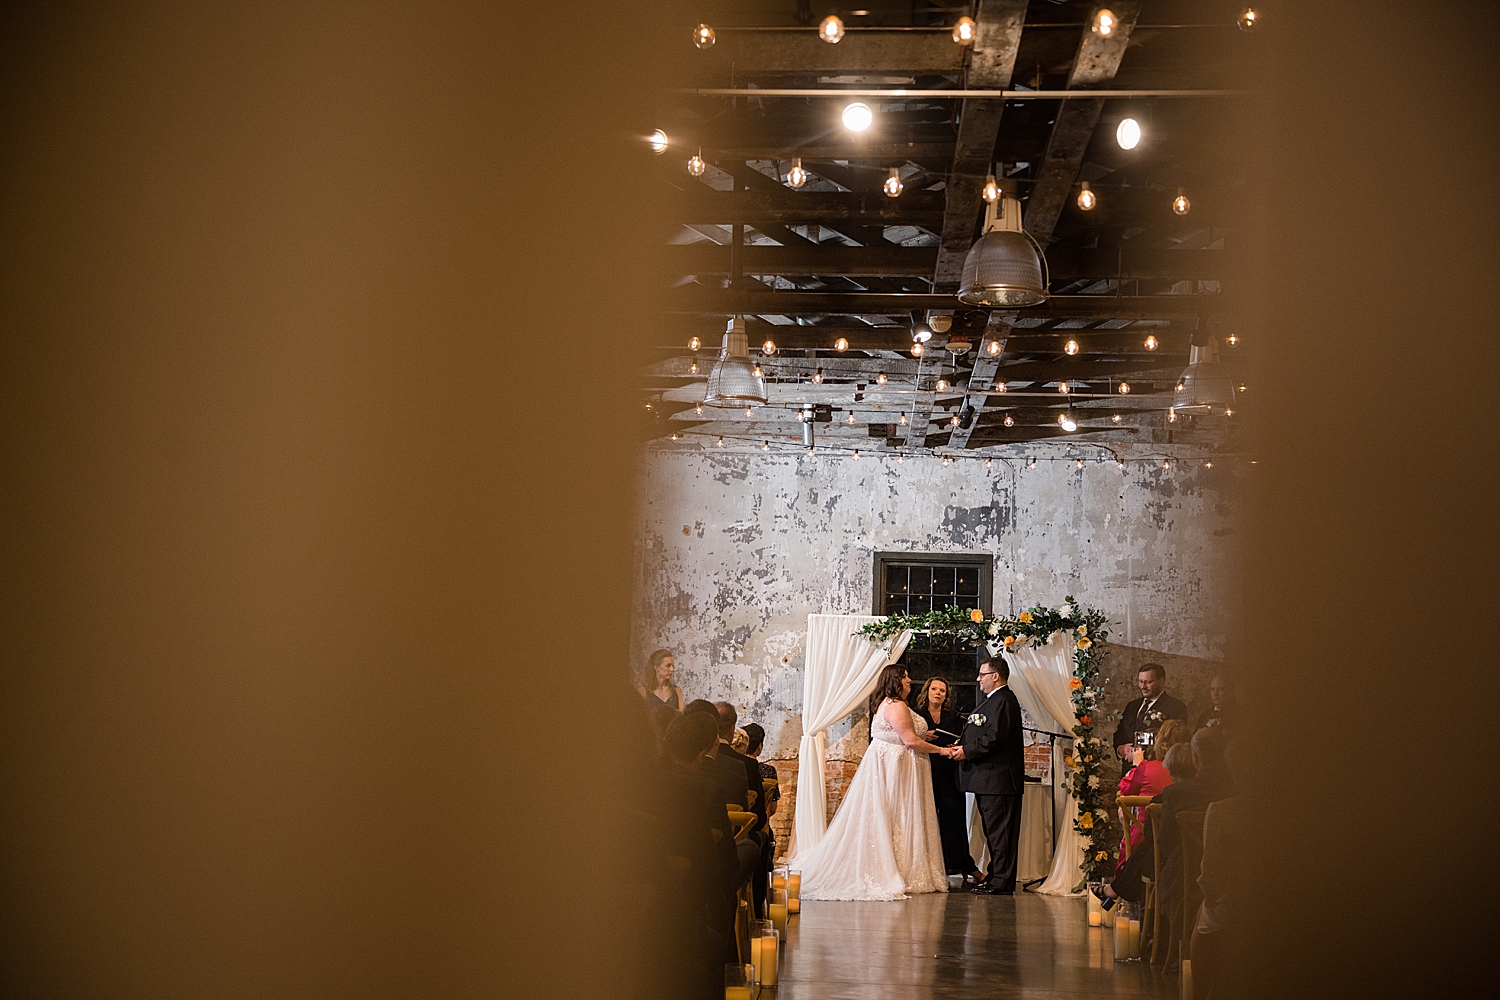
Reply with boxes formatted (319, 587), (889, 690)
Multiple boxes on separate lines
(966, 785), (1054, 882)
(1003, 632), (1087, 895)
(791, 614), (912, 857)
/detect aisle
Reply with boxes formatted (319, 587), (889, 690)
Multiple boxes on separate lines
(777, 892), (1177, 999)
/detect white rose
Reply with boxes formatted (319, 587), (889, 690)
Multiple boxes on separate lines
(1088, 776), (1101, 789)
(988, 622), (1000, 636)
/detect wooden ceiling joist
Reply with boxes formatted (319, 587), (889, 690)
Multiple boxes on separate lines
(666, 245), (1240, 280)
(664, 289), (1230, 320)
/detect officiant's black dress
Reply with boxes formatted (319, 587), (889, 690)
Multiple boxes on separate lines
(920, 706), (979, 877)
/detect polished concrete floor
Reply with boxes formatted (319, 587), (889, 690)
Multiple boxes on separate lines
(778, 891), (1177, 999)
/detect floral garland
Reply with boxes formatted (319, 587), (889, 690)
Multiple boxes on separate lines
(856, 597), (1116, 884)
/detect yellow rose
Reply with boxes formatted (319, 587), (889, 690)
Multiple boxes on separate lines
(1078, 624), (1088, 636)
(1068, 677), (1083, 691)
(1017, 612), (1032, 624)
(1095, 851), (1109, 862)
(1077, 637), (1092, 651)
(1002, 635), (1016, 647)
(1063, 756), (1075, 768)
(1079, 813), (1094, 830)
(969, 608), (984, 623)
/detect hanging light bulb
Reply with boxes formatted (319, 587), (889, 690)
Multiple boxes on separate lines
(1116, 117), (1142, 150)
(949, 414), (960, 428)
(853, 450), (860, 461)
(1238, 7), (1259, 32)
(687, 149), (706, 177)
(898, 413), (908, 426)
(762, 339), (777, 356)
(1238, 384), (1247, 393)
(847, 411), (856, 425)
(1172, 189), (1191, 215)
(1092, 8), (1118, 36)
(987, 339), (1001, 356)
(693, 23), (716, 48)
(1004, 414), (1014, 427)
(982, 173), (1001, 203)
(912, 325), (932, 343)
(1058, 382), (1070, 394)
(1118, 381), (1131, 395)
(1225, 407), (1234, 417)
(762, 440), (770, 451)
(911, 342), (924, 358)
(1059, 414), (1078, 432)
(649, 129), (669, 154)
(1163, 458), (1171, 470)
(671, 432), (679, 440)
(819, 15), (845, 43)
(1028, 456), (1037, 469)
(786, 157), (809, 189)
(897, 453), (905, 464)
(688, 335), (701, 351)
(1064, 339), (1080, 356)
(1168, 408), (1177, 423)
(841, 101), (873, 132)
(752, 364), (763, 378)
(942, 456), (952, 467)
(645, 402), (653, 411)
(935, 378), (948, 392)
(883, 168), (904, 198)
(1227, 333), (1239, 346)
(1205, 460), (1214, 468)
(812, 369), (824, 384)
(876, 372), (887, 385)
(1076, 458), (1085, 469)
(717, 436), (725, 447)
(807, 446), (815, 456)
(994, 383), (1007, 394)
(834, 337), (849, 352)
(952, 15), (976, 44)
(695, 402), (703, 415)
(1111, 414), (1123, 424)
(1145, 335), (1158, 351)
(689, 360), (699, 375)
(1117, 458), (1126, 470)
(1077, 181), (1097, 211)
(1175, 381), (1185, 393)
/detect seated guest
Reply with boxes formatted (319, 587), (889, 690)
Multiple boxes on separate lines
(1115, 727), (1180, 867)
(637, 648), (684, 712)
(1112, 662), (1189, 763)
(1161, 742), (1197, 782)
(916, 677), (984, 883)
(684, 700), (750, 811)
(741, 723), (780, 819)
(715, 702), (774, 915)
(1195, 672), (1237, 731)
(1190, 742), (1248, 999)
(730, 728), (750, 754)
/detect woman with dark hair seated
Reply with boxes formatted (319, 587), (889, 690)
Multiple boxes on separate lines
(741, 723), (780, 818)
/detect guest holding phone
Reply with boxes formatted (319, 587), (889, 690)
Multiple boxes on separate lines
(916, 678), (983, 885)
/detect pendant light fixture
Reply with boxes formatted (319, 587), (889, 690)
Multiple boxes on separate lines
(703, 316), (768, 407)
(956, 180), (1050, 308)
(649, 129), (669, 154)
(842, 101), (873, 132)
(1174, 340), (1237, 413)
(1116, 117), (1142, 150)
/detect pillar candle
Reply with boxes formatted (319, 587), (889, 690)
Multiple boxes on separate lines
(1086, 891), (1102, 926)
(750, 937), (761, 983)
(787, 873), (801, 913)
(1113, 911), (1130, 961)
(1127, 917), (1141, 959)
(724, 989), (750, 1000)
(1181, 958), (1193, 1000)
(772, 873), (786, 891)
(768, 900), (788, 938)
(761, 932), (778, 987)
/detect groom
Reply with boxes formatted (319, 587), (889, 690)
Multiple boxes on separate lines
(952, 649), (1025, 895)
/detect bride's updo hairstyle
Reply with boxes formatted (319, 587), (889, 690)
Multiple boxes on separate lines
(867, 663), (911, 724)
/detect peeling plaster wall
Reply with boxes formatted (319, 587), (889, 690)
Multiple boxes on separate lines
(632, 448), (1242, 850)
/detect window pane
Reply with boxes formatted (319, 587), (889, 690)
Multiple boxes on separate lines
(883, 593), (907, 615)
(910, 594), (931, 614)
(932, 566), (955, 596)
(888, 566), (909, 594)
(908, 566), (932, 595)
(956, 569), (979, 596)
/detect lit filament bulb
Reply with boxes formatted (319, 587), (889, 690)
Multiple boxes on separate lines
(982, 173), (1001, 203)
(812, 369), (824, 384)
(942, 456), (951, 467)
(834, 337), (849, 352)
(1227, 334), (1239, 346)
(688, 336), (701, 351)
(950, 415), (960, 428)
(952, 16), (976, 44)
(853, 450), (860, 461)
(897, 454), (905, 464)
(995, 383), (1007, 394)
(716, 436), (725, 447)
(883, 168), (904, 198)
(846, 412), (856, 425)
(1058, 382), (1070, 395)
(985, 458), (993, 468)
(1118, 382), (1131, 395)
(1205, 460), (1214, 468)
(911, 343), (924, 357)
(695, 403), (703, 415)
(876, 372), (887, 385)
(762, 440), (770, 451)
(693, 23), (716, 49)
(1077, 181), (1097, 211)
(762, 340), (777, 355)
(1076, 458), (1085, 469)
(1225, 408), (1234, 417)
(1163, 459), (1171, 470)
(1117, 458), (1126, 469)
(1168, 409), (1177, 423)
(1028, 457), (1037, 469)
(687, 150), (706, 177)
(1238, 7), (1258, 32)
(1176, 381), (1184, 393)
(786, 158), (809, 189)
(987, 339), (1001, 356)
(935, 378), (948, 392)
(1064, 339), (1080, 355)
(689, 360), (699, 375)
(753, 364), (763, 378)
(670, 432), (679, 441)
(744, 406), (753, 417)
(1004, 414), (1014, 427)
(1172, 190), (1191, 215)
(1144, 335), (1158, 351)
(1093, 8), (1117, 36)
(898, 413), (908, 426)
(1112, 414), (1122, 424)
(819, 15), (845, 43)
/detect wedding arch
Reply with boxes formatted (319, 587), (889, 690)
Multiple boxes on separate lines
(791, 599), (1115, 892)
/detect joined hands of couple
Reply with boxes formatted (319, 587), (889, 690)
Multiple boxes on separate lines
(935, 745), (965, 761)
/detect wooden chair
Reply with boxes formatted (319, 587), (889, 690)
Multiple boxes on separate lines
(1115, 794), (1154, 862)
(726, 808), (757, 841)
(1176, 810), (1207, 972)
(1147, 803), (1167, 964)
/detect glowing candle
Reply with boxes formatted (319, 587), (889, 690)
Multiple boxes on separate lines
(1113, 911), (1130, 961)
(788, 870), (802, 914)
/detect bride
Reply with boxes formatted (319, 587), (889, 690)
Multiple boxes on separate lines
(793, 663), (955, 901)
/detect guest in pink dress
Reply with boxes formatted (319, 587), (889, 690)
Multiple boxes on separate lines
(1115, 719), (1192, 867)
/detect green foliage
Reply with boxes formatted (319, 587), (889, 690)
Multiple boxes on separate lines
(856, 597), (1118, 882)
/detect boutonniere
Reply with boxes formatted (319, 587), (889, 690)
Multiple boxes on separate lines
(967, 712), (987, 726)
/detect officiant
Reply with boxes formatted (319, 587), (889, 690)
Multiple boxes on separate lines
(916, 678), (984, 884)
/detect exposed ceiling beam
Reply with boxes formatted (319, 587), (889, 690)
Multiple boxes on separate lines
(665, 244), (1242, 280)
(933, 0), (1027, 291)
(664, 289), (1230, 319)
(702, 142), (956, 161)
(946, 314), (1012, 449)
(686, 30), (966, 78)
(1024, 2), (1143, 247)
(672, 188), (946, 226)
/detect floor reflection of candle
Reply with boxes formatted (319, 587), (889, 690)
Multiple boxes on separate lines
(761, 932), (778, 987)
(1182, 958), (1193, 998)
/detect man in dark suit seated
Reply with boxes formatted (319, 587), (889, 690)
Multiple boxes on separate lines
(1112, 662), (1189, 765)
(952, 649), (1025, 895)
(715, 702), (775, 916)
(684, 700), (750, 812)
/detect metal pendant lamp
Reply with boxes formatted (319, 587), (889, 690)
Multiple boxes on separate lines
(956, 185), (1049, 308)
(703, 316), (768, 407)
(1175, 341), (1236, 411)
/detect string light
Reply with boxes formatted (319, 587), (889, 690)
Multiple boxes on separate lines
(1058, 382), (1070, 394)
(1172, 190), (1191, 216)
(812, 369), (824, 384)
(853, 450), (860, 460)
(1118, 382), (1131, 394)
(807, 446), (815, 456)
(717, 436), (725, 447)
(1028, 456), (1037, 469)
(898, 454), (905, 464)
(1227, 334), (1239, 346)
(645, 402), (652, 410)
(935, 378), (948, 392)
(1117, 458), (1126, 470)
(1092, 8), (1118, 36)
(1176, 381), (1185, 393)
(688, 336), (701, 351)
(1238, 384), (1247, 392)
(762, 440), (770, 451)
(1168, 408), (1177, 423)
(695, 403), (703, 415)
(883, 168), (904, 198)
(898, 413), (908, 426)
(1076, 458), (1085, 469)
(1111, 414), (1123, 424)
(690, 360), (699, 375)
(942, 456), (951, 467)
(987, 339), (1001, 356)
(950, 414), (960, 428)
(1205, 460), (1214, 468)
(649, 129), (669, 154)
(982, 173), (1001, 203)
(819, 15), (845, 43)
(786, 157), (809, 189)
(1116, 117), (1142, 150)
(1059, 414), (1078, 432)
(1163, 458), (1171, 470)
(876, 372), (887, 385)
(842, 101), (873, 131)
(1145, 335), (1158, 350)
(693, 23), (716, 48)
(995, 383), (1006, 394)
(985, 458), (993, 468)
(1225, 407), (1234, 417)
(847, 411), (856, 425)
(762, 339), (777, 355)
(834, 337), (849, 352)
(1238, 7), (1259, 32)
(911, 343), (924, 357)
(671, 432), (679, 441)
(687, 149), (706, 177)
(753, 364), (763, 378)
(745, 406), (753, 417)
(1064, 339), (1080, 356)
(1004, 414), (1014, 427)
(952, 15), (976, 44)
(1077, 181), (1097, 211)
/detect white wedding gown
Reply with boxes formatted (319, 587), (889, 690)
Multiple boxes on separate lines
(792, 699), (949, 901)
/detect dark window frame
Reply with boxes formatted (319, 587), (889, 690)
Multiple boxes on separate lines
(871, 551), (993, 619)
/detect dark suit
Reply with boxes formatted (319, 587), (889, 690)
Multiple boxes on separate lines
(718, 742), (767, 833)
(718, 740), (774, 917)
(1111, 692), (1189, 749)
(701, 749), (750, 812)
(961, 684), (1025, 890)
